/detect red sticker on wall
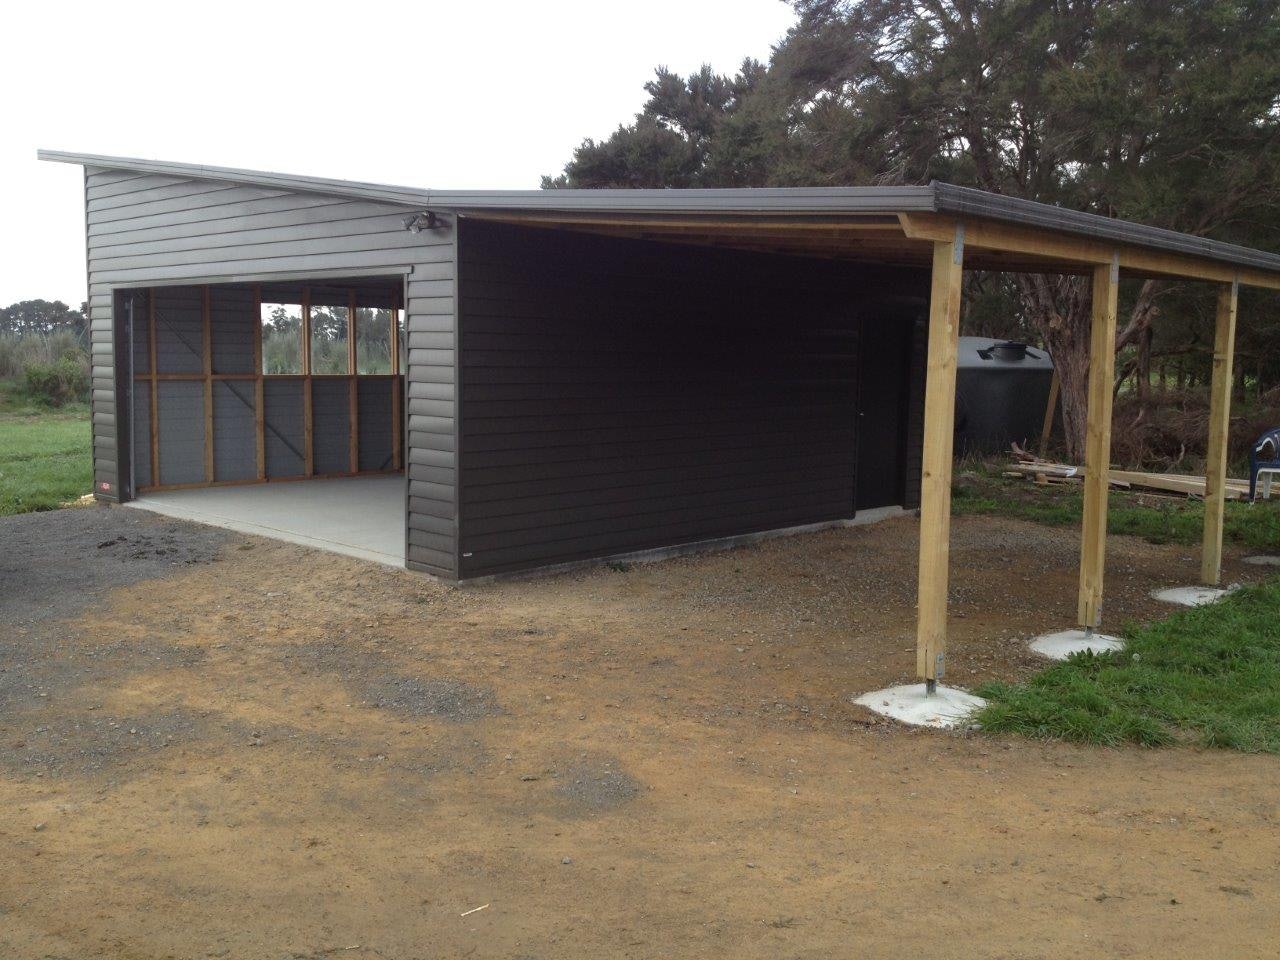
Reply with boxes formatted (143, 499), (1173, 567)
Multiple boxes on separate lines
(99, 481), (112, 492)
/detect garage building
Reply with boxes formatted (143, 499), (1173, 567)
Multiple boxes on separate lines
(42, 151), (937, 580)
(40, 149), (1280, 691)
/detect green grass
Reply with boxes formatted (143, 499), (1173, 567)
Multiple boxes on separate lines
(0, 378), (92, 515)
(953, 465), (1280, 552)
(976, 580), (1280, 752)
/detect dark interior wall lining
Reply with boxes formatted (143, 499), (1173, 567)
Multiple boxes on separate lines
(153, 286), (204, 373)
(156, 380), (205, 485)
(311, 379), (352, 474)
(456, 220), (928, 578)
(213, 381), (257, 481)
(358, 378), (395, 471)
(210, 287), (257, 374)
(263, 379), (305, 478)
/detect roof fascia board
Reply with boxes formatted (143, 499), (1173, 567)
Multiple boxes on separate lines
(426, 186), (938, 216)
(38, 149), (432, 208)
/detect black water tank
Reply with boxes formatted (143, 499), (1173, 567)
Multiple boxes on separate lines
(954, 337), (1056, 455)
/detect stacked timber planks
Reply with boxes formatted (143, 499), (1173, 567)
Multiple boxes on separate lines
(1005, 448), (1249, 500)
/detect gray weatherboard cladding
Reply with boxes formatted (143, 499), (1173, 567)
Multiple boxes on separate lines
(82, 165), (457, 575)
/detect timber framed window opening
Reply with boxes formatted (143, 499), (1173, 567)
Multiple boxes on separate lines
(132, 282), (404, 493)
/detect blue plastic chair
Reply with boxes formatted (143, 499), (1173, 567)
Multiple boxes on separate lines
(1249, 428), (1280, 501)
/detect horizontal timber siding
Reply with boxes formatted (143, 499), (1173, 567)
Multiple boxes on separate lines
(455, 220), (927, 578)
(404, 232), (459, 577)
(84, 166), (457, 577)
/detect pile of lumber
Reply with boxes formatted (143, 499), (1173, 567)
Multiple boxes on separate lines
(1005, 444), (1250, 500)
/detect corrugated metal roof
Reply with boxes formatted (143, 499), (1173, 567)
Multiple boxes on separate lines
(38, 149), (1280, 276)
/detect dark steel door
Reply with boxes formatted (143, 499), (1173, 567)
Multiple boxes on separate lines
(855, 316), (911, 510)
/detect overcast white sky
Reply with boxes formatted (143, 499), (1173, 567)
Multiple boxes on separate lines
(1, 0), (796, 308)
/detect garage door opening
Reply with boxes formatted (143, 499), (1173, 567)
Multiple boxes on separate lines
(119, 277), (407, 566)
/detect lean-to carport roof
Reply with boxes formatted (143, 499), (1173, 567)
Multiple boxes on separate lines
(39, 149), (1280, 288)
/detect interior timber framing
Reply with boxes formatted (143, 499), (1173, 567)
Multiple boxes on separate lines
(131, 280), (404, 494)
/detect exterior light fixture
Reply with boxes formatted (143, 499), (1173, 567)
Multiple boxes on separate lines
(403, 211), (447, 233)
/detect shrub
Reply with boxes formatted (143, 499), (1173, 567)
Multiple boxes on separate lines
(0, 332), (88, 379)
(44, 329), (85, 365)
(1108, 387), (1280, 475)
(24, 356), (89, 406)
(0, 335), (42, 378)
(0, 337), (15, 377)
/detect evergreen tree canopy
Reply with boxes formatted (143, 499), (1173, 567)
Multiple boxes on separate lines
(546, 0), (1280, 455)
(1, 299), (87, 342)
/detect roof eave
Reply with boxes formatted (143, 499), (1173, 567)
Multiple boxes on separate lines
(933, 182), (1280, 274)
(37, 149), (433, 208)
(35, 149), (1280, 278)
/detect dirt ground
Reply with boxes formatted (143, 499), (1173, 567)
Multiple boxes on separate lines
(2, 506), (1278, 959)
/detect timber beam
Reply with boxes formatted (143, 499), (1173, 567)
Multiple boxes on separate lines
(900, 213), (1280, 291)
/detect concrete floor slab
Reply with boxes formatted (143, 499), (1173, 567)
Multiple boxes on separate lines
(1030, 629), (1124, 660)
(852, 683), (986, 729)
(127, 475), (405, 568)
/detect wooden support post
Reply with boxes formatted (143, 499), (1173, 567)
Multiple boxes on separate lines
(253, 284), (265, 481)
(1201, 278), (1239, 585)
(916, 225), (964, 689)
(202, 285), (214, 482)
(1077, 255), (1120, 629)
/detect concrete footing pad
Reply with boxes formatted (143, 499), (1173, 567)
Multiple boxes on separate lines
(1030, 629), (1124, 660)
(1151, 585), (1232, 607)
(852, 684), (986, 729)
(1243, 555), (1280, 567)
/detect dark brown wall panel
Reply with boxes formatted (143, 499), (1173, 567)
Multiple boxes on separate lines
(456, 220), (928, 578)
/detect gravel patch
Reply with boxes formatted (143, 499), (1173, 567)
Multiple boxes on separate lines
(0, 709), (209, 779)
(553, 754), (642, 813)
(361, 675), (500, 721)
(1, 506), (229, 626)
(280, 640), (501, 722)
(0, 630), (206, 713)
